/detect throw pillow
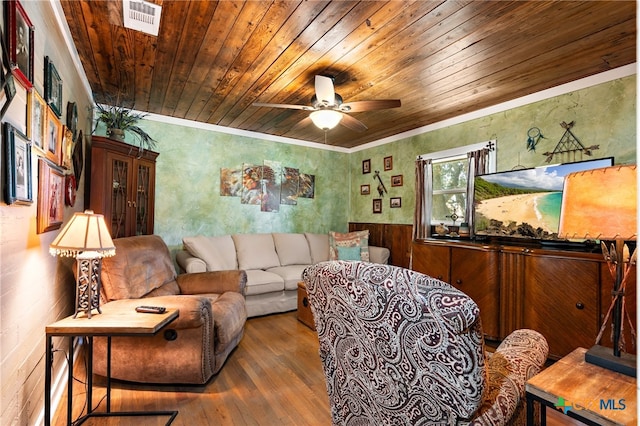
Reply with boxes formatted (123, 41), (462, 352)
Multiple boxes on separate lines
(329, 230), (370, 262)
(337, 246), (362, 261)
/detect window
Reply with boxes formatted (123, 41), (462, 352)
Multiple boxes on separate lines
(419, 141), (496, 226)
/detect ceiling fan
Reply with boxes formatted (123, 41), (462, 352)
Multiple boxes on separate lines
(253, 75), (401, 132)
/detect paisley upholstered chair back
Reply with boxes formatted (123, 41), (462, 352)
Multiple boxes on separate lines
(303, 261), (487, 425)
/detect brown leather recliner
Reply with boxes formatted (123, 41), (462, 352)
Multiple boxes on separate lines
(92, 235), (247, 384)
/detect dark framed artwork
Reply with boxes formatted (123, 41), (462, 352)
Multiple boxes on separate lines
(391, 174), (403, 187)
(45, 105), (63, 165)
(3, 122), (32, 205)
(5, 0), (33, 89)
(390, 197), (402, 208)
(45, 56), (62, 117)
(37, 158), (65, 234)
(72, 130), (84, 189)
(362, 159), (371, 174)
(360, 184), (370, 195)
(384, 156), (393, 171)
(373, 198), (382, 214)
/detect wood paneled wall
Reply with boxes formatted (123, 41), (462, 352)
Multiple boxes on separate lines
(349, 222), (413, 268)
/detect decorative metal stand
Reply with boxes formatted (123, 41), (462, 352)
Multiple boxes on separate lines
(74, 252), (103, 318)
(543, 121), (599, 163)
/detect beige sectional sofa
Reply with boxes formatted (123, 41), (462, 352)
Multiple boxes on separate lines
(176, 232), (390, 317)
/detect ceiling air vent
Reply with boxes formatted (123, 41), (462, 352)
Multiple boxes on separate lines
(123, 0), (162, 36)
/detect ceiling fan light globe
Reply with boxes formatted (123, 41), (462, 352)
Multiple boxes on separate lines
(310, 110), (342, 130)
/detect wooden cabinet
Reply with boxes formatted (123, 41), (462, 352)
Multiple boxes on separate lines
(412, 239), (636, 360)
(89, 136), (158, 238)
(412, 240), (500, 340)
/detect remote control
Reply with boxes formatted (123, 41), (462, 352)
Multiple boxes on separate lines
(135, 305), (166, 314)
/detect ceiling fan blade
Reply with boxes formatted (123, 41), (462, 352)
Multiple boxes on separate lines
(340, 99), (401, 112)
(253, 102), (314, 111)
(315, 75), (335, 106)
(339, 113), (368, 132)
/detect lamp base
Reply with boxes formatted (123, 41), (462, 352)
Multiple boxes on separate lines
(584, 344), (636, 377)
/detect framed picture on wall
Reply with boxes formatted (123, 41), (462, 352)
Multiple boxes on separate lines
(390, 197), (402, 208)
(3, 122), (32, 205)
(45, 106), (63, 165)
(362, 159), (371, 174)
(5, 0), (34, 89)
(37, 158), (65, 234)
(384, 156), (393, 171)
(373, 198), (382, 214)
(45, 56), (62, 117)
(391, 175), (403, 187)
(27, 89), (47, 151)
(360, 184), (370, 195)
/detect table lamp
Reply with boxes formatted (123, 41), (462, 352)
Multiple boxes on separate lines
(558, 164), (637, 376)
(50, 210), (115, 318)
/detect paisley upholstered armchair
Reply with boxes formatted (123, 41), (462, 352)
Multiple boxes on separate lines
(302, 261), (549, 425)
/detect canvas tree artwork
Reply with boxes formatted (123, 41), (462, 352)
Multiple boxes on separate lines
(220, 161), (314, 213)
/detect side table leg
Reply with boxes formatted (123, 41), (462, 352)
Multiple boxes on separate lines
(67, 337), (73, 425)
(106, 336), (111, 413)
(87, 337), (93, 413)
(45, 335), (52, 426)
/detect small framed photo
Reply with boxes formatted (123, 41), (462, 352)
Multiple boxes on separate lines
(27, 89), (47, 151)
(391, 174), (403, 187)
(362, 159), (371, 174)
(45, 106), (63, 165)
(45, 56), (63, 117)
(61, 125), (73, 169)
(390, 197), (402, 208)
(373, 198), (382, 214)
(360, 184), (370, 195)
(5, 0), (34, 89)
(3, 122), (32, 205)
(37, 158), (65, 234)
(384, 156), (393, 171)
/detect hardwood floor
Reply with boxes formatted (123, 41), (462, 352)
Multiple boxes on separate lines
(51, 311), (579, 425)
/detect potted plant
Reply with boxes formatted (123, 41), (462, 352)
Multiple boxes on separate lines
(93, 99), (157, 152)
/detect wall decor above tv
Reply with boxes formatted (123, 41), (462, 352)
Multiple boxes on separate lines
(473, 157), (614, 242)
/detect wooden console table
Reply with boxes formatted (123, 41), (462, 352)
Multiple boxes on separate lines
(526, 347), (636, 425)
(44, 302), (179, 425)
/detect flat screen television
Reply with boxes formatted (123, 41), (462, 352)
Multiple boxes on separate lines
(473, 157), (614, 243)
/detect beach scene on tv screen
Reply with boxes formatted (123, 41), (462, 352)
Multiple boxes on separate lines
(474, 159), (612, 240)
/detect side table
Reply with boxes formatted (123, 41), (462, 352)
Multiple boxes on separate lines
(44, 301), (180, 426)
(297, 281), (315, 330)
(526, 347), (636, 426)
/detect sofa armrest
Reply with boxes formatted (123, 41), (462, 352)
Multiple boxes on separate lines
(176, 270), (247, 295)
(176, 249), (207, 273)
(472, 329), (549, 424)
(369, 246), (390, 264)
(103, 296), (212, 330)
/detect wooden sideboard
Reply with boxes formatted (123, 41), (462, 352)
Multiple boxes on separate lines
(412, 238), (636, 360)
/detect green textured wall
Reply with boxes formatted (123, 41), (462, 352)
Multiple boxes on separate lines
(127, 121), (350, 247)
(349, 76), (636, 224)
(98, 75), (635, 246)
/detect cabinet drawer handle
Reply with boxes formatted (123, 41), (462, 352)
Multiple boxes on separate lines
(303, 297), (309, 308)
(455, 279), (462, 285)
(127, 200), (132, 207)
(575, 302), (585, 310)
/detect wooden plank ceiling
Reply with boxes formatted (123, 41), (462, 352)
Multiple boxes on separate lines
(61, 0), (636, 149)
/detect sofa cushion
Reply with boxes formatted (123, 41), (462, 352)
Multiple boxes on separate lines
(273, 233), (312, 266)
(232, 233), (281, 270)
(183, 235), (238, 271)
(329, 230), (370, 262)
(268, 265), (309, 291)
(244, 270), (285, 295)
(305, 233), (330, 264)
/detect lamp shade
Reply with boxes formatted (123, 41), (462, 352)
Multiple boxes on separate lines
(309, 110), (343, 130)
(49, 210), (116, 257)
(558, 165), (637, 241)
